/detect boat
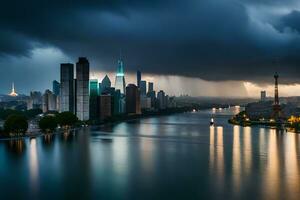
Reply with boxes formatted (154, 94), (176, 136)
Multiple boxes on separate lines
(210, 118), (214, 126)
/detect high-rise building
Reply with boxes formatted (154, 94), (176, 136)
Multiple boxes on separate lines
(42, 89), (57, 113)
(148, 82), (154, 93)
(102, 75), (111, 89)
(113, 89), (121, 115)
(260, 91), (266, 102)
(101, 75), (111, 93)
(98, 94), (112, 120)
(60, 63), (74, 113)
(137, 70), (141, 89)
(157, 90), (166, 110)
(115, 58), (126, 94)
(126, 84), (141, 114)
(27, 91), (42, 110)
(89, 79), (98, 120)
(140, 80), (147, 96)
(141, 96), (151, 110)
(147, 90), (156, 108)
(76, 57), (90, 121)
(52, 80), (60, 96)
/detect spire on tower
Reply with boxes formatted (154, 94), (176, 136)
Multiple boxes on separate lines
(9, 82), (18, 97)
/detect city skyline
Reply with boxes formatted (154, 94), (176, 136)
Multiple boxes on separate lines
(1, 1), (300, 97)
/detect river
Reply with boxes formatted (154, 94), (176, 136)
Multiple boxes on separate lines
(0, 108), (299, 199)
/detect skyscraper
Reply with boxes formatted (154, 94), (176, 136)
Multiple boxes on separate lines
(157, 90), (166, 110)
(148, 82), (154, 93)
(260, 91), (266, 102)
(140, 80), (147, 96)
(115, 58), (126, 94)
(89, 79), (98, 120)
(42, 89), (57, 113)
(137, 70), (141, 89)
(98, 94), (112, 120)
(60, 63), (74, 113)
(27, 91), (42, 110)
(101, 75), (111, 93)
(126, 84), (141, 114)
(76, 57), (90, 121)
(52, 80), (60, 96)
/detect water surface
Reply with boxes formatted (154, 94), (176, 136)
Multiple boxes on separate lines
(0, 109), (299, 199)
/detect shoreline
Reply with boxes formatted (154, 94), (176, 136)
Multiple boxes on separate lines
(0, 107), (196, 141)
(228, 119), (300, 133)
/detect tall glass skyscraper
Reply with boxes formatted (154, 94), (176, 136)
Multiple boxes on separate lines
(89, 79), (98, 120)
(137, 70), (141, 89)
(140, 80), (147, 96)
(60, 63), (74, 113)
(76, 57), (90, 121)
(148, 82), (154, 93)
(115, 59), (126, 94)
(52, 80), (60, 96)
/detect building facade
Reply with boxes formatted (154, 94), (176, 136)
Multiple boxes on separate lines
(140, 80), (147, 96)
(89, 79), (98, 120)
(126, 84), (141, 114)
(52, 80), (60, 96)
(98, 95), (112, 120)
(115, 59), (126, 94)
(60, 63), (74, 113)
(76, 57), (90, 121)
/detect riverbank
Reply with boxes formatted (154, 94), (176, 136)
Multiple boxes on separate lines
(0, 107), (197, 140)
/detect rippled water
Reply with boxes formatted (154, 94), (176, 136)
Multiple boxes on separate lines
(0, 109), (299, 199)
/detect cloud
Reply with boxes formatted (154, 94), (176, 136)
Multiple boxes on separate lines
(0, 0), (300, 87)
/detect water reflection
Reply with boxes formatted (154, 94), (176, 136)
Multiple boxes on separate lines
(243, 126), (252, 176)
(232, 125), (241, 194)
(29, 138), (39, 195)
(6, 139), (25, 155)
(43, 134), (53, 145)
(0, 111), (298, 199)
(209, 126), (224, 188)
(284, 132), (300, 199)
(263, 129), (280, 199)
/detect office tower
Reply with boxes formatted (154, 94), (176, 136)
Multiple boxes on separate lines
(113, 90), (121, 115)
(148, 82), (154, 93)
(101, 75), (111, 93)
(157, 90), (166, 109)
(60, 63), (74, 113)
(89, 79), (98, 120)
(140, 80), (147, 96)
(52, 80), (60, 96)
(147, 90), (156, 108)
(115, 58), (126, 94)
(260, 91), (266, 102)
(98, 95), (112, 120)
(76, 57), (90, 121)
(126, 84), (141, 114)
(27, 91), (42, 110)
(42, 89), (57, 113)
(98, 82), (102, 95)
(137, 70), (141, 89)
(141, 96), (151, 110)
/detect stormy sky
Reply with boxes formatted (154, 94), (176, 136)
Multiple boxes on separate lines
(1, 0), (300, 96)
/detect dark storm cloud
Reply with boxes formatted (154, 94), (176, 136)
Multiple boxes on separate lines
(1, 0), (300, 83)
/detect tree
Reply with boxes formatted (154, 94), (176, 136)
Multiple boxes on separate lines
(4, 114), (28, 137)
(56, 112), (78, 129)
(39, 116), (58, 133)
